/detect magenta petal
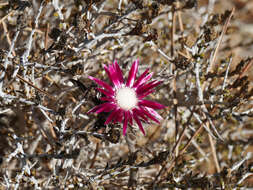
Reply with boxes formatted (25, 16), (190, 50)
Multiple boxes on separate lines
(145, 107), (163, 121)
(104, 64), (114, 83)
(139, 100), (165, 109)
(104, 64), (121, 88)
(128, 112), (133, 126)
(105, 109), (119, 125)
(97, 88), (114, 97)
(88, 102), (116, 114)
(139, 106), (160, 123)
(126, 60), (139, 87)
(134, 70), (153, 88)
(133, 114), (145, 135)
(114, 109), (123, 123)
(88, 76), (114, 93)
(123, 111), (129, 136)
(138, 89), (155, 99)
(103, 60), (124, 88)
(133, 108), (148, 121)
(136, 80), (162, 95)
(113, 60), (124, 83)
(133, 68), (149, 87)
(87, 105), (101, 114)
(96, 103), (116, 113)
(101, 96), (114, 102)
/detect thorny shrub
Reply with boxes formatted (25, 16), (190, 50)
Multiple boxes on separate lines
(0, 0), (252, 189)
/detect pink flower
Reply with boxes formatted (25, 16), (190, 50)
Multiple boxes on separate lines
(88, 60), (165, 135)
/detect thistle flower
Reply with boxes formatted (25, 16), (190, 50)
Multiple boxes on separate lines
(88, 60), (165, 135)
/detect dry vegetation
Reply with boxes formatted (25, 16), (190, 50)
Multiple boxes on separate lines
(0, 0), (252, 189)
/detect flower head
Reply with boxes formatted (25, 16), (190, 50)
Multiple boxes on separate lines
(88, 60), (165, 135)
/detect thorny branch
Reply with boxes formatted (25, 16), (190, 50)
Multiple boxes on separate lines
(0, 0), (252, 189)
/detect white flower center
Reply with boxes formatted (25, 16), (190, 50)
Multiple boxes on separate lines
(115, 87), (138, 110)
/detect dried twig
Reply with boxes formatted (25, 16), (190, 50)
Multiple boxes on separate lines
(16, 74), (56, 100)
(207, 8), (235, 74)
